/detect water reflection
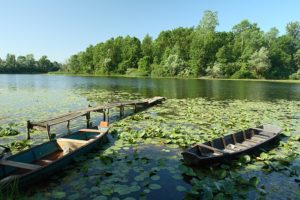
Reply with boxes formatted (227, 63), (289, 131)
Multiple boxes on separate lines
(0, 74), (300, 100)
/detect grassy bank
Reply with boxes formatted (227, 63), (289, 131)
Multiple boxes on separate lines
(48, 71), (300, 84)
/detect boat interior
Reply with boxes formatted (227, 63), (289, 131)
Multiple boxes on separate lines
(189, 127), (277, 158)
(0, 123), (108, 181)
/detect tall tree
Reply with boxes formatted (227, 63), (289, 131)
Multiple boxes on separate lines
(248, 47), (271, 78)
(190, 10), (221, 76)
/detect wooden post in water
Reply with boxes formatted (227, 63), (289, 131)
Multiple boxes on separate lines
(86, 112), (91, 128)
(134, 104), (137, 113)
(103, 110), (106, 122)
(26, 120), (31, 140)
(120, 105), (124, 118)
(46, 124), (51, 140)
(251, 129), (255, 137)
(107, 109), (110, 123)
(67, 120), (70, 134)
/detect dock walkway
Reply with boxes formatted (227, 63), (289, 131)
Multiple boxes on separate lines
(27, 96), (165, 140)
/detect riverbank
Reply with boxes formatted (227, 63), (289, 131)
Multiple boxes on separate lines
(49, 71), (300, 84)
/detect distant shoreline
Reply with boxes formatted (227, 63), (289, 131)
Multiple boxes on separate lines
(48, 72), (300, 83)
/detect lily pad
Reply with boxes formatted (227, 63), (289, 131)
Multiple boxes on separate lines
(176, 185), (186, 192)
(149, 184), (162, 190)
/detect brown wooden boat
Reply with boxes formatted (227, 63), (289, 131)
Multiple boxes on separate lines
(182, 125), (281, 166)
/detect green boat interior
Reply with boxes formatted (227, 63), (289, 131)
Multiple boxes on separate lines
(0, 130), (105, 181)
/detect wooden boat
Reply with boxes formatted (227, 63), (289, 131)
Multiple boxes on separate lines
(182, 125), (281, 166)
(0, 121), (109, 188)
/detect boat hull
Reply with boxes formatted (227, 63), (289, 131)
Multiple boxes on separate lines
(0, 131), (109, 188)
(182, 125), (281, 167)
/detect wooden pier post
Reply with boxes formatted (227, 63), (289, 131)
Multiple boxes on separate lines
(107, 109), (110, 123)
(26, 120), (31, 140)
(67, 120), (70, 134)
(103, 110), (106, 121)
(120, 105), (124, 118)
(134, 104), (137, 113)
(46, 124), (51, 140)
(86, 112), (91, 128)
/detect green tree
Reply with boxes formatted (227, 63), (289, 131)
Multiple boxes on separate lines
(162, 54), (186, 76)
(141, 34), (153, 59)
(190, 10), (221, 76)
(196, 10), (218, 32)
(265, 27), (279, 47)
(248, 47), (271, 78)
(138, 56), (151, 74)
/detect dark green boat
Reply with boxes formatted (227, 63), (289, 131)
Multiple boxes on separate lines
(0, 122), (109, 187)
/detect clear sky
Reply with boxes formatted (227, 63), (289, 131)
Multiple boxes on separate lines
(0, 0), (299, 63)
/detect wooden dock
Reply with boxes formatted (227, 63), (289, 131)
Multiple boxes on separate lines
(27, 96), (165, 140)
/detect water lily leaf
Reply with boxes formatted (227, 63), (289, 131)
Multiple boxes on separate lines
(213, 192), (225, 200)
(149, 184), (162, 190)
(259, 152), (269, 160)
(176, 185), (186, 192)
(202, 186), (213, 200)
(115, 185), (132, 195)
(215, 169), (227, 179)
(150, 175), (160, 181)
(249, 177), (259, 187)
(172, 174), (182, 180)
(143, 189), (151, 194)
(123, 197), (136, 200)
(91, 186), (99, 192)
(53, 191), (66, 199)
(241, 155), (251, 163)
(67, 193), (80, 200)
(134, 175), (145, 182)
(130, 185), (141, 192)
(93, 196), (108, 200)
(179, 165), (196, 176)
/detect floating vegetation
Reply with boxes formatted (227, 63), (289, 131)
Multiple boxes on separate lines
(9, 140), (32, 153)
(0, 123), (20, 137)
(1, 86), (300, 199)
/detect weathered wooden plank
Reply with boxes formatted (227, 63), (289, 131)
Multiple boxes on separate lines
(28, 97), (165, 140)
(31, 112), (87, 127)
(56, 138), (89, 144)
(197, 143), (227, 154)
(0, 160), (41, 170)
(79, 129), (107, 134)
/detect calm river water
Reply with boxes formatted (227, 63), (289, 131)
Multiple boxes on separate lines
(1, 74), (300, 100)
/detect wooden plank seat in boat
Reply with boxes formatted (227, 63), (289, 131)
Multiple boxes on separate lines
(252, 136), (269, 141)
(79, 121), (109, 134)
(231, 143), (252, 151)
(197, 143), (228, 154)
(252, 128), (274, 133)
(0, 160), (41, 170)
(224, 148), (235, 153)
(225, 146), (242, 152)
(78, 128), (108, 134)
(57, 138), (89, 144)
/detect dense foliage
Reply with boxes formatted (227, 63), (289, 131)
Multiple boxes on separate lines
(0, 54), (61, 73)
(65, 11), (300, 79)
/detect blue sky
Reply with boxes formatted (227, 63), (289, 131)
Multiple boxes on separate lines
(0, 0), (299, 62)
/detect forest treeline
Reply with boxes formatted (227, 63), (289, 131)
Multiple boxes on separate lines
(66, 11), (299, 79)
(0, 54), (60, 73)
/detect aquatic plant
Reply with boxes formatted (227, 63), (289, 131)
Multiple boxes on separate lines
(0, 123), (20, 137)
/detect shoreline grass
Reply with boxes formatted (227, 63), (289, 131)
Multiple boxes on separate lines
(48, 71), (300, 83)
